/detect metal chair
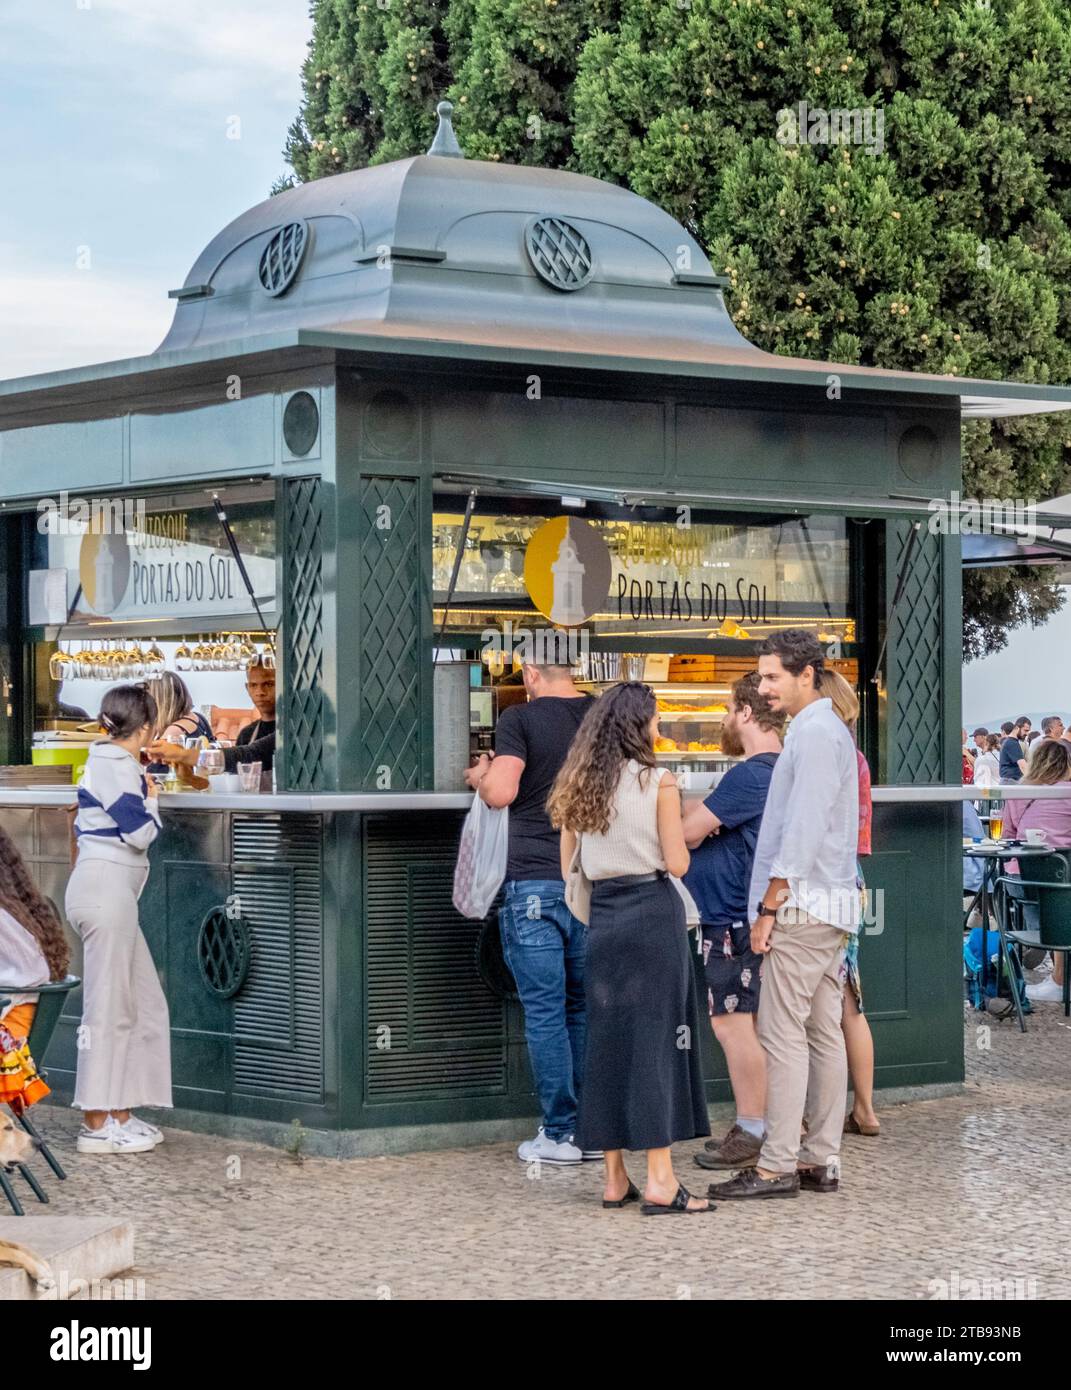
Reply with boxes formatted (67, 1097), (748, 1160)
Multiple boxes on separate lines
(1000, 852), (1071, 1022)
(0, 975), (80, 1214)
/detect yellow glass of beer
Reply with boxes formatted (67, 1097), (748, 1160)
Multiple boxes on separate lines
(990, 814), (1003, 840)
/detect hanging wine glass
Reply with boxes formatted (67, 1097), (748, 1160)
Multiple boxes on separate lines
(146, 643), (166, 674)
(238, 636), (256, 670)
(175, 641), (192, 672)
(459, 532), (488, 592)
(259, 642), (276, 670)
(48, 645), (71, 682)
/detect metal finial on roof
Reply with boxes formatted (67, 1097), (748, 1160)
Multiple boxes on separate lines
(427, 100), (465, 159)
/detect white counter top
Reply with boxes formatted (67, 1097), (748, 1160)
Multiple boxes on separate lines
(0, 785), (1066, 811)
(0, 788), (475, 811)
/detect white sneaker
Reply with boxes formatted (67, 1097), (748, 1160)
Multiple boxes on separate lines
(1026, 978), (1066, 1003)
(516, 1126), (582, 1164)
(76, 1117), (155, 1155)
(123, 1115), (164, 1146)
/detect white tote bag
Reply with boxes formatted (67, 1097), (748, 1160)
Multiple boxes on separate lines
(453, 795), (509, 919)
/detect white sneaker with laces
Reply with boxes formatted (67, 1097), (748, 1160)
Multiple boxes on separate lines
(516, 1127), (582, 1164)
(1026, 978), (1066, 1003)
(76, 1117), (155, 1155)
(123, 1115), (164, 1146)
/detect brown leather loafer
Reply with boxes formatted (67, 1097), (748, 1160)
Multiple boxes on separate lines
(797, 1166), (839, 1193)
(843, 1113), (880, 1137)
(707, 1168), (799, 1200)
(694, 1124), (763, 1170)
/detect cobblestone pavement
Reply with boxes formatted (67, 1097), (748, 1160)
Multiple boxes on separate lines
(18, 997), (1071, 1300)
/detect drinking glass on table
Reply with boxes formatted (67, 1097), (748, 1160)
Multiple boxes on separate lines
(989, 813), (1003, 840)
(237, 761), (262, 793)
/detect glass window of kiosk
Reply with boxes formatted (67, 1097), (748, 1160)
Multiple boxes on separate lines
(28, 482), (277, 732)
(431, 487), (867, 789)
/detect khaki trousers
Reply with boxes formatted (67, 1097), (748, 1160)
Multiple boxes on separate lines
(65, 858), (173, 1113)
(756, 913), (847, 1175)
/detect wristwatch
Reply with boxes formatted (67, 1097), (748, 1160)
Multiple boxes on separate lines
(753, 900), (775, 919)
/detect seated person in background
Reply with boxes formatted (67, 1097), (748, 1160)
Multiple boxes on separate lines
(149, 658), (276, 776)
(0, 826), (71, 1111)
(146, 672), (213, 776)
(963, 801), (985, 921)
(1003, 739), (1071, 1004)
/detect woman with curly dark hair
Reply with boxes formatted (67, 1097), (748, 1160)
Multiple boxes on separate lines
(0, 826), (71, 1110)
(547, 682), (712, 1214)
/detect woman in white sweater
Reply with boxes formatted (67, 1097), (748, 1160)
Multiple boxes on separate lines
(548, 682), (712, 1214)
(66, 684), (171, 1155)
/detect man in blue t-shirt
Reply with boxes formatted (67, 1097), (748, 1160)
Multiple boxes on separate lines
(682, 671), (784, 1173)
(999, 716), (1030, 783)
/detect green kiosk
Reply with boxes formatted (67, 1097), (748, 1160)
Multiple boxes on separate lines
(1, 105), (1069, 1153)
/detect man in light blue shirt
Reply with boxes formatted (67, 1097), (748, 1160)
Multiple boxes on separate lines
(708, 630), (859, 1201)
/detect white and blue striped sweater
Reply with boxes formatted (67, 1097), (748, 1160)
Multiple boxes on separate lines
(75, 741), (161, 866)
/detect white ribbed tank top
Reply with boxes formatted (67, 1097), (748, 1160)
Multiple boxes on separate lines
(580, 759), (669, 880)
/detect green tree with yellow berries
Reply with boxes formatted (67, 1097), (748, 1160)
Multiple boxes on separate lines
(283, 0), (1071, 658)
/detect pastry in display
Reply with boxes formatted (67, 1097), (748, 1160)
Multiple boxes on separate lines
(668, 654), (717, 682)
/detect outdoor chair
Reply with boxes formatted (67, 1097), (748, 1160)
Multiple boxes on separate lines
(1000, 852), (1071, 1022)
(0, 974), (79, 1214)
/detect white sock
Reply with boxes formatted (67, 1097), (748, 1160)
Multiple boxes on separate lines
(737, 1115), (764, 1139)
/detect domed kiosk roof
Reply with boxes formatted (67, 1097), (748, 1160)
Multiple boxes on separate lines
(159, 102), (741, 359)
(2, 103), (1071, 425)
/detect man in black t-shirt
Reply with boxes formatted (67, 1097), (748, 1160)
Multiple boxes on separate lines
(465, 663), (591, 1166)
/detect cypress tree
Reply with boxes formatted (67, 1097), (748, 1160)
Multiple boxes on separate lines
(282, 0), (1071, 658)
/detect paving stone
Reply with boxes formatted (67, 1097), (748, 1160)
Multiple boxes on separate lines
(13, 994), (1071, 1299)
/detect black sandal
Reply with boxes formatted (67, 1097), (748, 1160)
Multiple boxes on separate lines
(602, 1181), (641, 1209)
(641, 1183), (716, 1215)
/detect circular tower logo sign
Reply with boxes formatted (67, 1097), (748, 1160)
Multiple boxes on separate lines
(524, 517), (611, 627)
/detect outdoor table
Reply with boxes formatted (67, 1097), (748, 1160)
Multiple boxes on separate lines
(963, 842), (1055, 1032)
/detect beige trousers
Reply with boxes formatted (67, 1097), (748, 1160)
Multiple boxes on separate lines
(756, 912), (847, 1175)
(65, 858), (173, 1113)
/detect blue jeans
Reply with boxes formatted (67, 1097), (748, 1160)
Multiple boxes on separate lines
(500, 878), (587, 1142)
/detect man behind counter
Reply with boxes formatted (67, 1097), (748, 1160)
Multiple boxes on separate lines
(148, 659), (276, 776)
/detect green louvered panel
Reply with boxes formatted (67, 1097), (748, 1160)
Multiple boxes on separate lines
(358, 477), (423, 790)
(888, 522), (943, 784)
(281, 477), (324, 791)
(364, 817), (506, 1101)
(231, 814), (324, 1100)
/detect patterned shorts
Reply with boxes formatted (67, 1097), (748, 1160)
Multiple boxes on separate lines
(701, 922), (764, 1016)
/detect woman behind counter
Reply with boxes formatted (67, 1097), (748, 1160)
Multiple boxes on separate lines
(547, 682), (712, 1214)
(146, 671), (213, 782)
(66, 683), (171, 1155)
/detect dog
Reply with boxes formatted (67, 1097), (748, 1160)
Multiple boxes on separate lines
(0, 1113), (56, 1293)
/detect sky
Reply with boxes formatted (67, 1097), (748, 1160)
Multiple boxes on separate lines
(0, 0), (1062, 726)
(0, 0), (312, 380)
(962, 584), (1071, 730)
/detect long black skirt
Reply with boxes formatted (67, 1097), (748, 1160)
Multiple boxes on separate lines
(576, 873), (711, 1152)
